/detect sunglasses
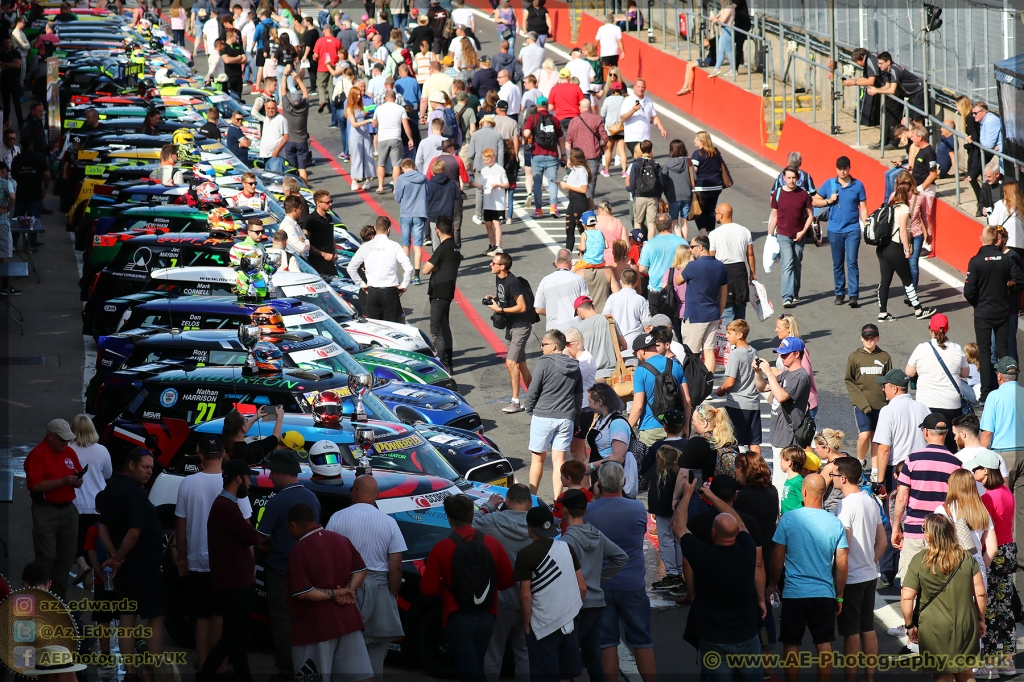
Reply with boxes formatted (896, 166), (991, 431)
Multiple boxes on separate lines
(243, 180), (256, 185)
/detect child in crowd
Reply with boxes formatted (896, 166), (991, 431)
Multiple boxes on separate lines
(716, 319), (761, 456)
(964, 342), (982, 401)
(779, 446), (807, 514)
(476, 147), (509, 256)
(574, 210), (606, 271)
(552, 460), (594, 534)
(267, 229), (299, 272)
(649, 444), (682, 591)
(394, 158), (430, 284)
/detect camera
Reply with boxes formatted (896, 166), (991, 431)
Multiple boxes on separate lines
(482, 296), (496, 306)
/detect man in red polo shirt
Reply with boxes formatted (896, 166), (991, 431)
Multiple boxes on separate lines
(24, 418), (83, 599)
(312, 26), (341, 114)
(286, 502), (374, 682)
(547, 68), (584, 132)
(421, 494), (514, 682)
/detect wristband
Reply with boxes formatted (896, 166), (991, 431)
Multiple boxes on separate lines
(835, 597), (843, 603)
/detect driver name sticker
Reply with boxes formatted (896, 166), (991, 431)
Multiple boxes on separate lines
(375, 485), (462, 514)
(182, 388), (219, 403)
(159, 388), (179, 408)
(373, 434), (425, 453)
(283, 310), (328, 326)
(289, 343), (344, 364)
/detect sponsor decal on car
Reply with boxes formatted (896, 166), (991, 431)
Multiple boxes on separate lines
(288, 343), (343, 365)
(282, 310), (328, 326)
(375, 485), (462, 514)
(159, 388), (179, 408)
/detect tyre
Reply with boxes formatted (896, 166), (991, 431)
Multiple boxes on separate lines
(414, 604), (457, 679)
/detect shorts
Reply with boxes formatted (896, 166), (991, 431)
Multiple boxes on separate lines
(529, 416), (574, 453)
(256, 52), (266, 67)
(483, 209), (505, 222)
(91, 585), (117, 623)
(281, 140), (309, 170)
(377, 138), (404, 167)
(601, 55), (619, 67)
(574, 407), (595, 439)
(292, 630), (373, 682)
(779, 597), (837, 645)
(526, 626), (583, 681)
(114, 566), (167, 620)
(524, 147), (533, 166)
(189, 570), (218, 619)
(897, 537), (927, 581)
(854, 407), (879, 433)
(608, 133), (624, 142)
(680, 319), (719, 352)
(600, 588), (653, 649)
(401, 216), (426, 246)
(836, 579), (877, 636)
(505, 325), (531, 364)
(724, 406), (762, 446)
(667, 200), (690, 221)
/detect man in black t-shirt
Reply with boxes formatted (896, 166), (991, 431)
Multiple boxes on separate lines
(909, 124), (938, 237)
(486, 251), (533, 414)
(199, 107), (222, 140)
(868, 51), (925, 146)
(301, 17), (319, 92)
(304, 189), (337, 277)
(0, 37), (23, 129)
(221, 29), (246, 98)
(422, 216), (462, 374)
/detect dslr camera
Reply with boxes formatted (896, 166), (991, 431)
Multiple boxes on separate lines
(482, 296), (496, 306)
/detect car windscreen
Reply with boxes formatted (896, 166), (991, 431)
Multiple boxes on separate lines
(280, 308), (361, 353)
(286, 341), (368, 376)
(139, 348), (250, 367)
(343, 429), (459, 481)
(278, 279), (359, 327)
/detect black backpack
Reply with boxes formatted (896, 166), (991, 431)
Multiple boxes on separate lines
(655, 269), (679, 320)
(517, 275), (541, 324)
(533, 112), (557, 149)
(448, 529), (497, 612)
(639, 359), (684, 423)
(635, 158), (662, 197)
(864, 204), (895, 247)
(679, 344), (714, 408)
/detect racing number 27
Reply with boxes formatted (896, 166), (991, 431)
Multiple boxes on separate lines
(193, 402), (217, 424)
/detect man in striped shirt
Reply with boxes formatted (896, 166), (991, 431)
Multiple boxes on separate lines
(891, 412), (963, 583)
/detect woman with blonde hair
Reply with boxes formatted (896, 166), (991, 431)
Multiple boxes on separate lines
(901, 514), (986, 681)
(957, 94), (985, 213)
(537, 57), (559, 97)
(169, 0), (186, 45)
(70, 414), (112, 585)
(937, 469), (997, 579)
(595, 200), (628, 265)
(414, 37), (434, 84)
(813, 429), (849, 512)
(456, 36), (478, 74)
(640, 444), (683, 590)
(669, 243), (693, 339)
(691, 131), (724, 234)
(345, 86), (376, 191)
(988, 179), (1024, 255)
(599, 78), (627, 177)
(689, 403), (738, 476)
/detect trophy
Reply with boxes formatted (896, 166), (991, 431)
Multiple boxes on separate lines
(353, 424), (375, 476)
(238, 325), (261, 374)
(348, 373), (373, 423)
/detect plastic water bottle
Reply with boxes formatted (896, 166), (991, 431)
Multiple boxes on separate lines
(103, 566), (114, 591)
(769, 592), (780, 609)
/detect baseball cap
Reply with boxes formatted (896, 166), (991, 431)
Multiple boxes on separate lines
(263, 448), (302, 475)
(573, 295), (593, 314)
(630, 227), (647, 244)
(632, 332), (658, 353)
(876, 368), (909, 387)
(496, 99), (508, 110)
(581, 210), (597, 227)
(222, 458), (251, 481)
(441, 54), (454, 66)
(609, 81), (624, 92)
(536, 95), (548, 105)
(929, 313), (949, 333)
(919, 412), (949, 430)
(836, 155), (851, 170)
(429, 91), (447, 104)
(773, 337), (806, 354)
(995, 356), (1019, 375)
(46, 418), (74, 441)
(526, 505), (559, 537)
(197, 434), (223, 457)
(708, 474), (738, 500)
(662, 409), (685, 429)
(561, 488), (589, 514)
(860, 323), (879, 338)
(964, 450), (1002, 472)
(559, 67), (571, 78)
(280, 430), (306, 452)
(803, 450), (821, 472)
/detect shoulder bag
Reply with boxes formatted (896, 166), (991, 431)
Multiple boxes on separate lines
(686, 160), (703, 220)
(927, 342), (974, 415)
(911, 555), (963, 627)
(719, 154), (734, 189)
(780, 397), (816, 448)
(942, 504), (980, 553)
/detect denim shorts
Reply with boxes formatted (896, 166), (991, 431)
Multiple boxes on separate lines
(668, 200), (690, 221)
(529, 416), (574, 453)
(853, 407), (879, 433)
(600, 588), (653, 649)
(401, 216), (426, 247)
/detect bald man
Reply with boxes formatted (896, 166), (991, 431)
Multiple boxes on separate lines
(672, 471), (764, 682)
(708, 202), (756, 323)
(768, 473), (849, 682)
(325, 475), (406, 682)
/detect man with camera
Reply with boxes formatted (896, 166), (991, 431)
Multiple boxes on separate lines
(753, 337), (812, 495)
(485, 252), (533, 414)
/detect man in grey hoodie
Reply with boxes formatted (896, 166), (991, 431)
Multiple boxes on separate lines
(473, 483), (534, 682)
(524, 329), (583, 499)
(559, 489), (627, 682)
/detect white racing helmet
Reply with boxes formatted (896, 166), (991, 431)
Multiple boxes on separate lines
(308, 440), (342, 478)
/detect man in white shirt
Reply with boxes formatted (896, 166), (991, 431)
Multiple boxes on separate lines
(518, 32), (546, 78)
(566, 48), (595, 94)
(279, 194), (309, 257)
(206, 39), (226, 85)
(707, 203), (756, 324)
(618, 78), (666, 155)
(451, 0), (475, 32)
(174, 435), (252, 669)
(227, 171), (268, 210)
(602, 268), (647, 358)
(594, 14), (624, 67)
(373, 89), (415, 195)
(534, 249), (589, 331)
(258, 99), (289, 173)
(326, 474), (406, 682)
(497, 70), (522, 119)
(202, 13), (221, 56)
(448, 25), (469, 64)
(347, 215), (414, 323)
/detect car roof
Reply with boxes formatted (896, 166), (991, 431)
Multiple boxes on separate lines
(133, 295), (317, 314)
(140, 364), (347, 386)
(121, 205), (209, 217)
(112, 233), (236, 249)
(135, 328), (323, 351)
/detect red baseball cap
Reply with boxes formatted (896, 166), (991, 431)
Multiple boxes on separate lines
(929, 313), (949, 333)
(573, 295), (593, 314)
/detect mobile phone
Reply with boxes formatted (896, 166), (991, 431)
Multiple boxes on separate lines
(75, 464), (89, 479)
(261, 405), (280, 421)
(688, 468), (702, 487)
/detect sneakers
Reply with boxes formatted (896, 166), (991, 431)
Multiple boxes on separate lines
(997, 660), (1017, 676)
(1, 286), (21, 296)
(471, 215), (483, 225)
(652, 575), (682, 591)
(505, 217), (512, 225)
(339, 153), (349, 161)
(492, 246), (504, 254)
(782, 299), (795, 308)
(974, 666), (999, 680)
(525, 192), (534, 204)
(600, 168), (610, 177)
(550, 207), (560, 218)
(531, 208), (544, 218)
(834, 296), (845, 305)
(708, 69), (722, 78)
(915, 306), (937, 319)
(849, 297), (860, 308)
(669, 583), (690, 600)
(350, 180), (360, 191)
(485, 245), (498, 256)
(411, 276), (421, 286)
(878, 312), (896, 321)
(886, 624), (907, 636)
(502, 400), (525, 414)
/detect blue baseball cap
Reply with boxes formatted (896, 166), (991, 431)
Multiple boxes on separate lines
(581, 210), (597, 227)
(773, 336), (806, 355)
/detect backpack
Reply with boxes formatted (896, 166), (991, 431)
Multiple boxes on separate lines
(448, 529), (497, 612)
(638, 359), (684, 424)
(655, 268), (679, 320)
(585, 412), (648, 498)
(442, 107), (461, 146)
(442, 16), (456, 39)
(864, 204), (895, 247)
(255, 20), (271, 55)
(517, 275), (540, 324)
(635, 158), (661, 197)
(533, 112), (557, 149)
(678, 344), (714, 408)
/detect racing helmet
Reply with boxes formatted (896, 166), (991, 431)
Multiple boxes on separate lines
(178, 142), (201, 164)
(250, 305), (286, 333)
(312, 390), (343, 428)
(192, 162), (217, 181)
(308, 440), (343, 477)
(195, 181), (223, 205)
(251, 341), (283, 373)
(207, 206), (236, 232)
(173, 129), (195, 146)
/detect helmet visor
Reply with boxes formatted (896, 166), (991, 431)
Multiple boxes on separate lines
(311, 453), (341, 465)
(316, 404), (341, 416)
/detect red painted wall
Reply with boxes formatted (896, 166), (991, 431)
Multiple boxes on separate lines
(466, 0), (979, 274)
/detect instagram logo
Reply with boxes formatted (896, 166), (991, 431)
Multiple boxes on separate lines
(12, 594), (35, 617)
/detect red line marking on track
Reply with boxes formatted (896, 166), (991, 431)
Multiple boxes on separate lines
(307, 134), (510, 360)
